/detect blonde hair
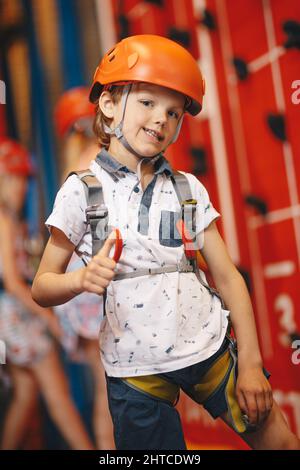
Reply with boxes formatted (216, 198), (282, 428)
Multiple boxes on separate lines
(92, 85), (124, 149)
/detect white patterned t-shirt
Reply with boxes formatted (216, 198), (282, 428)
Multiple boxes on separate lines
(46, 149), (229, 377)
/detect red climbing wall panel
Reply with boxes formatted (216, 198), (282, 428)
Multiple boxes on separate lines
(178, 0), (300, 449)
(110, 0), (300, 448)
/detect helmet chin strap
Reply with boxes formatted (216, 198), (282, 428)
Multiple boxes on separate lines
(103, 84), (184, 162)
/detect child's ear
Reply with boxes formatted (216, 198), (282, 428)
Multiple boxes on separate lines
(99, 91), (114, 119)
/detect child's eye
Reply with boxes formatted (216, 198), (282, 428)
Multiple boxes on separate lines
(139, 100), (179, 119)
(140, 100), (153, 107)
(168, 110), (179, 119)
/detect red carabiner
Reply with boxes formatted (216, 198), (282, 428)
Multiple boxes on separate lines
(176, 219), (208, 271)
(113, 228), (123, 262)
(176, 219), (196, 259)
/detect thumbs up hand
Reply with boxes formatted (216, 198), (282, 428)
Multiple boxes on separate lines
(72, 230), (120, 296)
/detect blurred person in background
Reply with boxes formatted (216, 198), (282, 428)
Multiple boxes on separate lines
(53, 87), (114, 449)
(0, 137), (93, 450)
(55, 86), (99, 180)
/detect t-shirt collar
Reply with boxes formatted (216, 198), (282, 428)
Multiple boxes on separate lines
(95, 148), (173, 177)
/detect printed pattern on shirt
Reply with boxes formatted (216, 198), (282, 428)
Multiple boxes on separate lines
(45, 150), (227, 377)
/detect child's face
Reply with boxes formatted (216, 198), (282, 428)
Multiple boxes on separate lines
(1, 174), (28, 212)
(106, 83), (185, 159)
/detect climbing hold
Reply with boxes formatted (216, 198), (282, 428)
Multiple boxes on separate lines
(267, 113), (287, 142)
(244, 195), (268, 216)
(282, 20), (300, 50)
(232, 57), (249, 80)
(144, 0), (164, 6)
(290, 331), (300, 343)
(167, 27), (191, 49)
(201, 9), (216, 30)
(118, 14), (130, 40)
(190, 147), (208, 176)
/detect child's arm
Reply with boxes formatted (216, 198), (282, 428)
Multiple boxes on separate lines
(201, 220), (273, 426)
(32, 226), (117, 307)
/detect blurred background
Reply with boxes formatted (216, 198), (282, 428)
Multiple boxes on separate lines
(0, 0), (300, 450)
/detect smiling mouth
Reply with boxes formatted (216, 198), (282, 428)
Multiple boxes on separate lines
(143, 127), (164, 142)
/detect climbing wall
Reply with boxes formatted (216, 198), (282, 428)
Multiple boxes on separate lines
(177, 0), (300, 449)
(110, 0), (300, 449)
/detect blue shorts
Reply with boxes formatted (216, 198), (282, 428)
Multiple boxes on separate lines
(106, 337), (270, 450)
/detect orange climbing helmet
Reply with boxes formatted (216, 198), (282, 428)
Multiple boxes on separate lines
(54, 86), (96, 137)
(0, 137), (33, 176)
(89, 34), (205, 116)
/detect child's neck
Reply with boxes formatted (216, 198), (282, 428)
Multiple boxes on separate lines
(107, 144), (156, 174)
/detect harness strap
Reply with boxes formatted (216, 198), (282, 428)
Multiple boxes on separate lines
(171, 172), (197, 253)
(185, 348), (232, 404)
(172, 173), (225, 307)
(114, 263), (195, 281)
(68, 170), (107, 257)
(122, 375), (180, 406)
(67, 169), (224, 307)
(68, 170), (102, 205)
(171, 171), (194, 212)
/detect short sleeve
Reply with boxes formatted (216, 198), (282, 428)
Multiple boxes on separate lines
(45, 175), (87, 247)
(180, 172), (221, 249)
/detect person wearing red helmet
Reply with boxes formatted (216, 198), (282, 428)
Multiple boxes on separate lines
(55, 86), (96, 138)
(53, 88), (114, 449)
(33, 35), (299, 450)
(54, 86), (99, 181)
(0, 137), (94, 449)
(0, 137), (34, 215)
(0, 137), (34, 175)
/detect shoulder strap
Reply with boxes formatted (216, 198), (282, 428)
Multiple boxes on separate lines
(171, 170), (197, 240)
(67, 170), (107, 257)
(171, 170), (193, 203)
(171, 171), (225, 307)
(68, 170), (104, 207)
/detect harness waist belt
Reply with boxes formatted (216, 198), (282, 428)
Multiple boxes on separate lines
(113, 264), (195, 281)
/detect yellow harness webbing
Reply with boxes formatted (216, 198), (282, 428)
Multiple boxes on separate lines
(122, 375), (179, 406)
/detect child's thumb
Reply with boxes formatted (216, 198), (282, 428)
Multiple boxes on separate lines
(97, 230), (117, 258)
